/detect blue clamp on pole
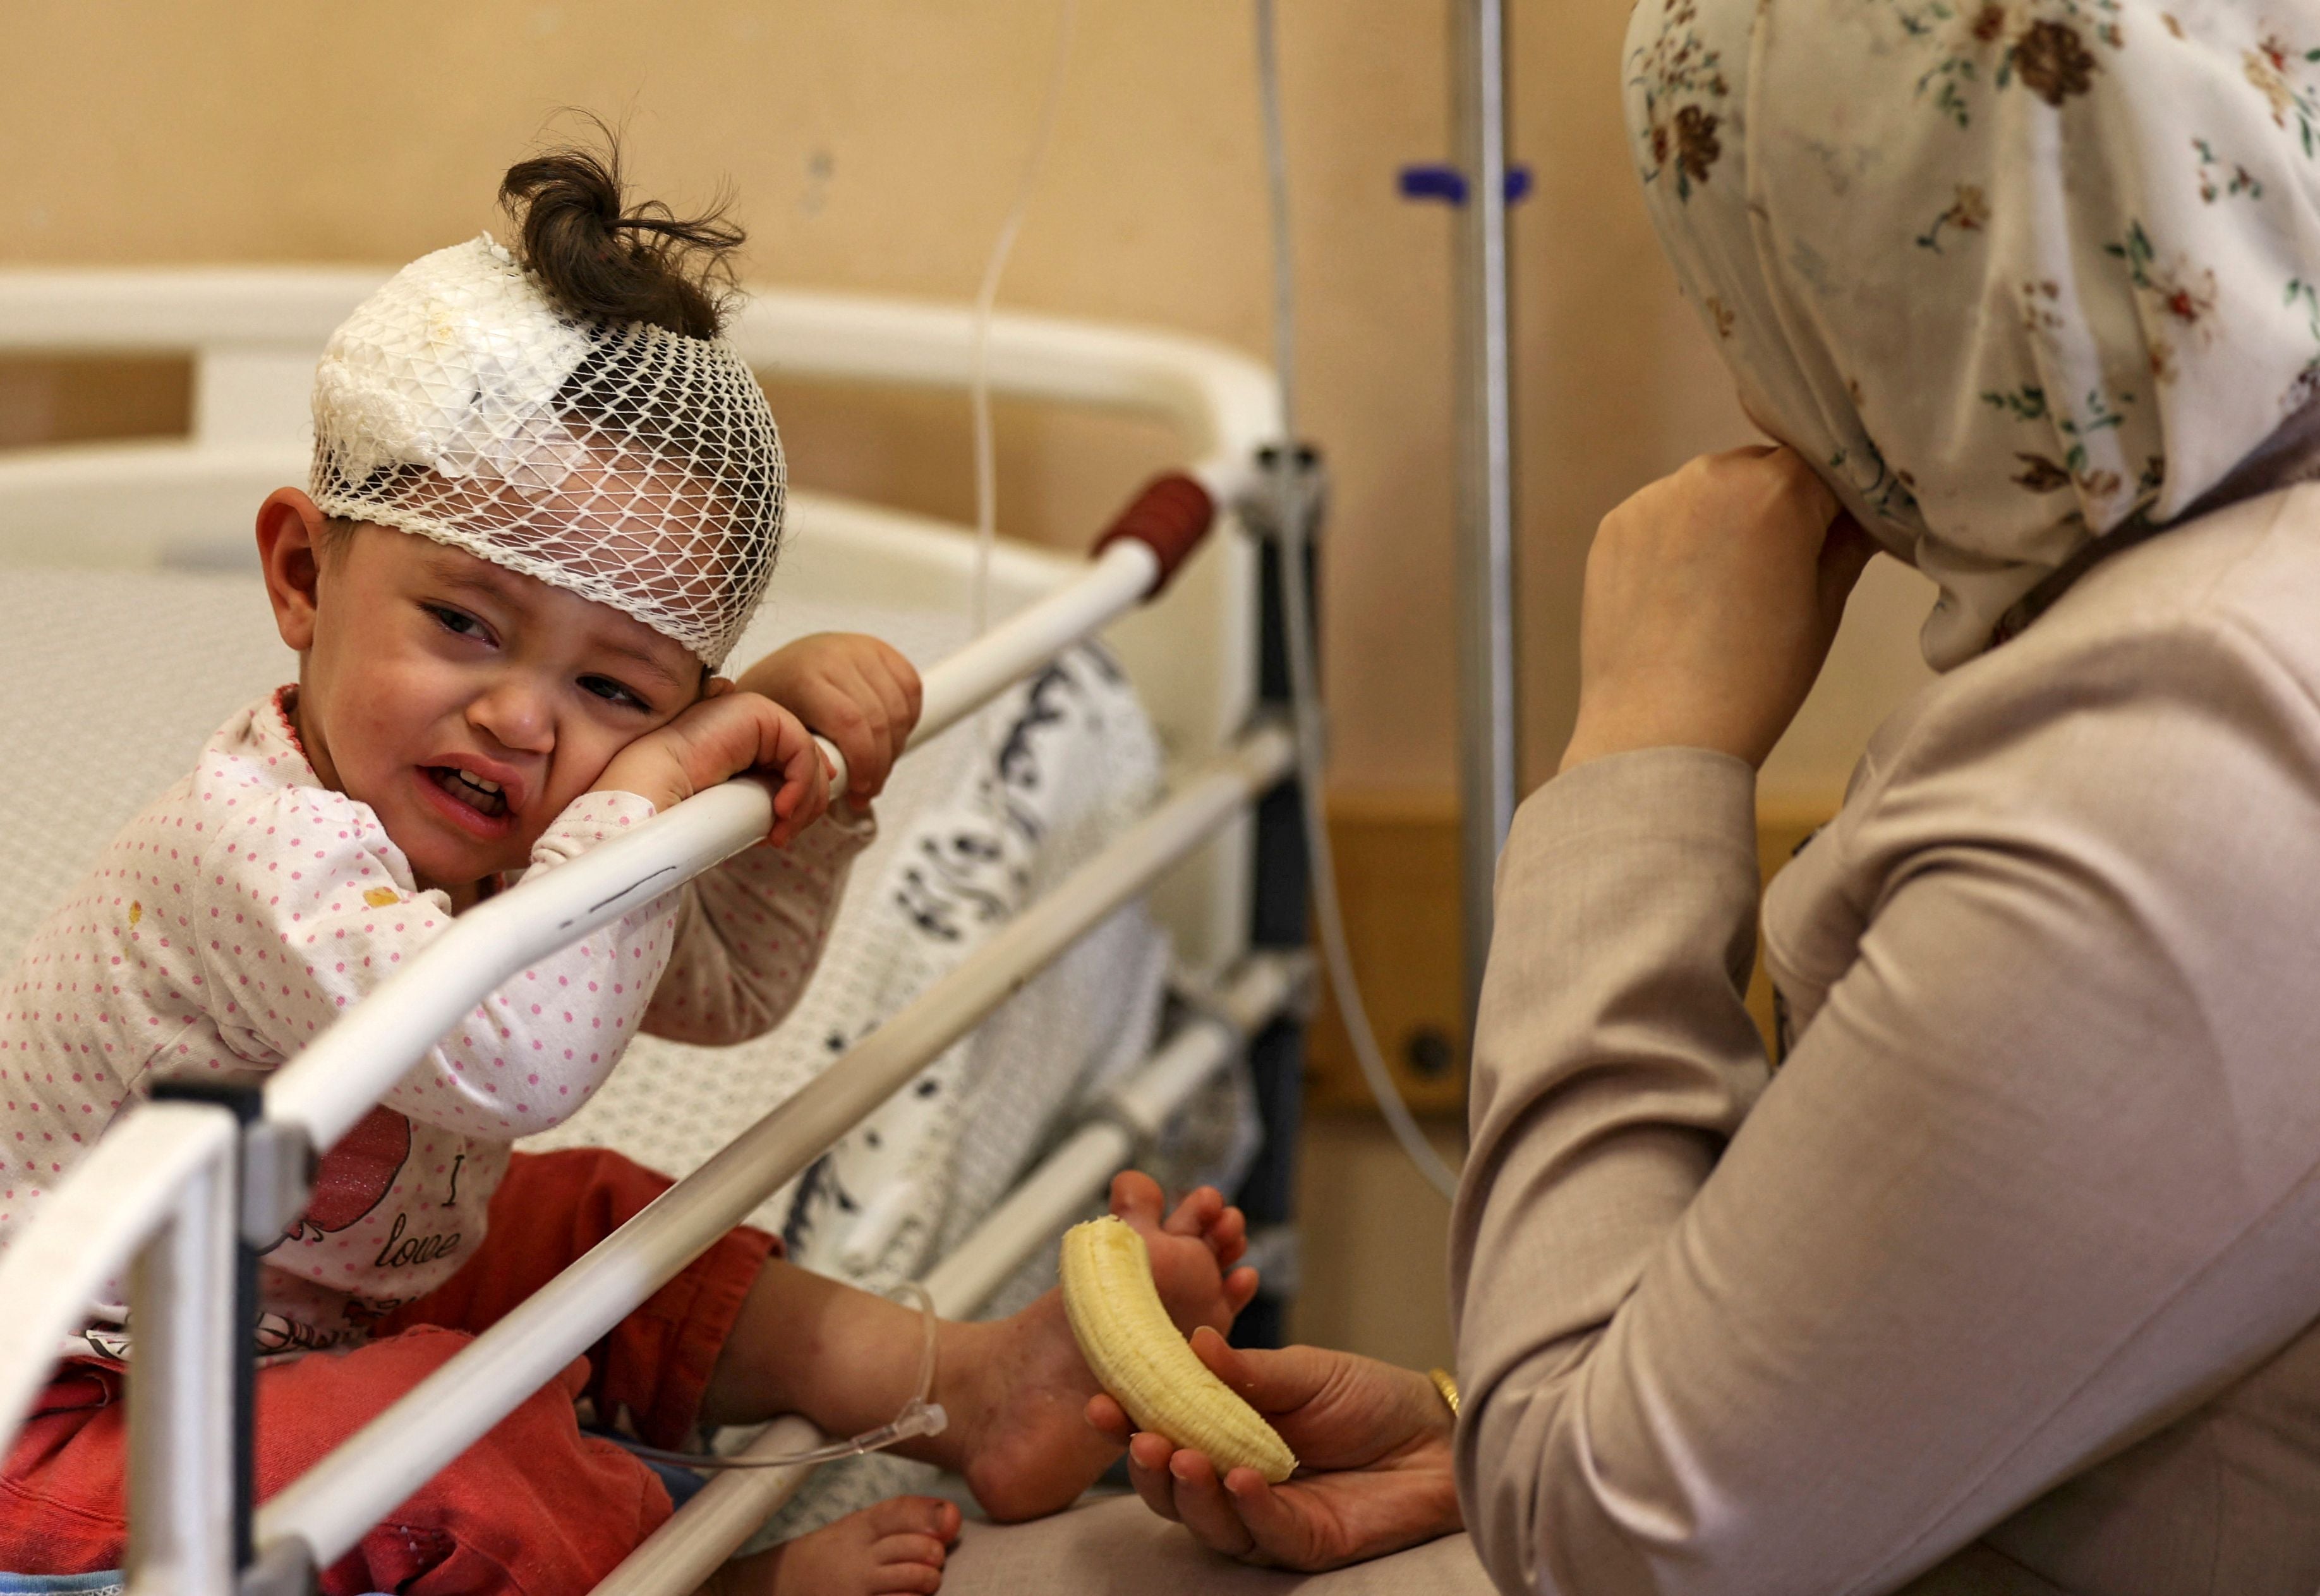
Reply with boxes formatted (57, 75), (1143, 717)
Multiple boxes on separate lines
(1397, 164), (1533, 205)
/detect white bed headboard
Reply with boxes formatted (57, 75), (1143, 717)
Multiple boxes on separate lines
(0, 269), (1278, 973)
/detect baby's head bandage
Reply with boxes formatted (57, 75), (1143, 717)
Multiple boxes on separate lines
(310, 234), (783, 669)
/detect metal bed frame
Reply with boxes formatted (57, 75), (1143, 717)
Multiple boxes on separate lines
(0, 274), (1317, 1594)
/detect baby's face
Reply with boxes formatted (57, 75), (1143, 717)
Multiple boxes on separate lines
(297, 523), (704, 894)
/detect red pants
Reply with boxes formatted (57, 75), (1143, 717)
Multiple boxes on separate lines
(0, 1148), (776, 1595)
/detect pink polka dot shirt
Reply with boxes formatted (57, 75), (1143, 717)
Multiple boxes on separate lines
(1, 689), (869, 1357)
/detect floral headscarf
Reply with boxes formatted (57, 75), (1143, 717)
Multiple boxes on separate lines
(1624, 0), (2320, 667)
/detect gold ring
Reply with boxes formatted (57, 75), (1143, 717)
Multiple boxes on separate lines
(1428, 1366), (1460, 1417)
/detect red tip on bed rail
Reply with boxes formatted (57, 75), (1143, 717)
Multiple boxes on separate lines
(1092, 473), (1215, 597)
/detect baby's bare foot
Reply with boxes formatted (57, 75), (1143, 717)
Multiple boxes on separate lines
(708, 1495), (960, 1596)
(953, 1171), (1260, 1523)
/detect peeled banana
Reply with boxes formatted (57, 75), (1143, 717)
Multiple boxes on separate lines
(1058, 1214), (1298, 1484)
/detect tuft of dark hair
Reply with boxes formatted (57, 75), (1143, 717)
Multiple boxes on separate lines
(498, 120), (743, 339)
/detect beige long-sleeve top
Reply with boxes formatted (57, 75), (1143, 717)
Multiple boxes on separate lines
(1450, 483), (2320, 1596)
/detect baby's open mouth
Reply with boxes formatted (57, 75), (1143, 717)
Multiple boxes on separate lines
(430, 766), (509, 818)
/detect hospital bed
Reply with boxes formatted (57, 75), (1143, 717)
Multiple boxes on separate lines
(0, 269), (1314, 1592)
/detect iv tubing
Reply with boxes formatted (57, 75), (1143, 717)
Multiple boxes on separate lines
(970, 0), (1080, 635)
(615, 1284), (947, 1471)
(1253, 0), (1462, 1201)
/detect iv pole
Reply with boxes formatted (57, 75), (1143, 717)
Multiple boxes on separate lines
(1450, 0), (1519, 1045)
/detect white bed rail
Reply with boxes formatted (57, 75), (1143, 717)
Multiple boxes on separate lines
(263, 729), (1291, 1575)
(0, 535), (1163, 1432)
(0, 529), (1288, 1596)
(0, 268), (1290, 1592)
(0, 271), (1278, 506)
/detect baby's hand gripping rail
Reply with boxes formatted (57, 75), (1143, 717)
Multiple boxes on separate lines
(0, 477), (1224, 1551)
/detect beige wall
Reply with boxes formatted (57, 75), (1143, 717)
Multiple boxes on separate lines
(0, 0), (1933, 809)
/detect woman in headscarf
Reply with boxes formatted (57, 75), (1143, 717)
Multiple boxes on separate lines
(1078, 1), (2320, 1592)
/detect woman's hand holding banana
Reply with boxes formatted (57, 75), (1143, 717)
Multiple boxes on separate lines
(1078, 1318), (1463, 1572)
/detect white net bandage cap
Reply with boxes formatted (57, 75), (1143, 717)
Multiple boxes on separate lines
(311, 236), (784, 669)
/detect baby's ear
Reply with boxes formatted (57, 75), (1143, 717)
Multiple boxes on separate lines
(255, 489), (330, 651)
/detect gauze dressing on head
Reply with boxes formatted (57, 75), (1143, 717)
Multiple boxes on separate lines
(311, 236), (784, 668)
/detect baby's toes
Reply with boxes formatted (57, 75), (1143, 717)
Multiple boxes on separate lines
(1202, 1200), (1248, 1265)
(878, 1532), (951, 1567)
(871, 1526), (951, 1595)
(1161, 1183), (1223, 1238)
(870, 1551), (946, 1595)
(1109, 1169), (1166, 1228)
(864, 1494), (960, 1543)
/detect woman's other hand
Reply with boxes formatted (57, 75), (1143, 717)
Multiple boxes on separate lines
(1086, 1333), (1461, 1571)
(732, 632), (924, 806)
(1559, 446), (1877, 774)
